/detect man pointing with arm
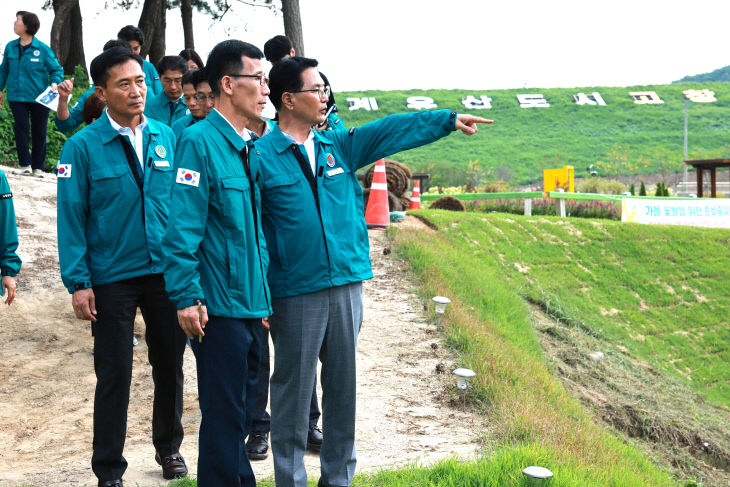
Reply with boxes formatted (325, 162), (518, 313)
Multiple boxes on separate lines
(258, 56), (491, 487)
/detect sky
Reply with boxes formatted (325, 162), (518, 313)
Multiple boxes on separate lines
(1, 0), (729, 91)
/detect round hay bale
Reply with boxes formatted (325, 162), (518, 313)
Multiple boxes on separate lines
(399, 194), (411, 209)
(361, 188), (403, 211)
(364, 159), (412, 196)
(429, 196), (465, 211)
(388, 191), (403, 211)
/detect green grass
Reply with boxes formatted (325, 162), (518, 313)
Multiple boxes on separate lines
(422, 211), (730, 406)
(385, 211), (730, 485)
(337, 83), (730, 187)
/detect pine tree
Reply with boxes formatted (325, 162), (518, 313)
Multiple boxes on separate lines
(629, 183), (636, 195)
(639, 181), (647, 196)
(654, 182), (663, 197)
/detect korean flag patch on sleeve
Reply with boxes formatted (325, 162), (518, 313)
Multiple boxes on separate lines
(176, 168), (200, 187)
(57, 164), (72, 178)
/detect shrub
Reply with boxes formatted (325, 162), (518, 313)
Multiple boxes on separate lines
(629, 183), (636, 195)
(483, 179), (510, 193)
(577, 177), (627, 195)
(639, 181), (647, 196)
(465, 197), (621, 220)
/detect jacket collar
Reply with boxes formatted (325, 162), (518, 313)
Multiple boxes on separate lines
(11, 37), (41, 49)
(268, 124), (334, 154)
(98, 110), (160, 145)
(207, 109), (249, 152)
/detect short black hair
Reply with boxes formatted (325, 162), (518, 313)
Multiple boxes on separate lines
(103, 39), (132, 52)
(117, 25), (144, 46)
(205, 40), (264, 97)
(263, 35), (293, 64)
(16, 11), (40, 37)
(179, 48), (205, 70)
(182, 70), (197, 87)
(157, 55), (188, 76)
(191, 69), (209, 90)
(90, 47), (144, 87)
(268, 56), (318, 110)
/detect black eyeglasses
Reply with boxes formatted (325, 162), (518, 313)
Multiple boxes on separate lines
(194, 94), (214, 103)
(225, 73), (269, 86)
(289, 85), (331, 99)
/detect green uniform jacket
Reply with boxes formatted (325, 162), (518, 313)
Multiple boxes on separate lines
(171, 113), (197, 139)
(54, 86), (94, 134)
(257, 110), (456, 299)
(0, 170), (22, 277)
(0, 37), (64, 103)
(57, 113), (177, 293)
(162, 109), (271, 318)
(145, 90), (189, 127)
(143, 59), (163, 96)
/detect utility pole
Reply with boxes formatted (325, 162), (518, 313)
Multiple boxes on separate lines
(684, 95), (689, 192)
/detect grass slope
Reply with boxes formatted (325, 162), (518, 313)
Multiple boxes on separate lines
(390, 212), (730, 485)
(337, 83), (730, 187)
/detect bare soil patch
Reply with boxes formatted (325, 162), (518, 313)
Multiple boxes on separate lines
(0, 172), (480, 486)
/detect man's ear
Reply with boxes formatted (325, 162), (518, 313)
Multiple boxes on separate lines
(221, 76), (234, 96)
(282, 92), (295, 111)
(94, 85), (107, 105)
(289, 48), (296, 57)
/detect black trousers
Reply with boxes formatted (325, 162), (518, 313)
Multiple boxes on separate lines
(90, 274), (186, 481)
(191, 316), (263, 487)
(251, 327), (321, 434)
(8, 101), (50, 170)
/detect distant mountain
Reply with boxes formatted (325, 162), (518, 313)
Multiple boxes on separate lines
(674, 65), (730, 83)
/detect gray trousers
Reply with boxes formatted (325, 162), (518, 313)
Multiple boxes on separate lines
(269, 282), (362, 487)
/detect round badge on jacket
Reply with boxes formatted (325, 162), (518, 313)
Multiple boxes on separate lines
(33, 50), (40, 56)
(155, 145), (167, 158)
(326, 153), (336, 167)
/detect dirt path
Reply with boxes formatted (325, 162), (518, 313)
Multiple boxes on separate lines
(0, 170), (480, 486)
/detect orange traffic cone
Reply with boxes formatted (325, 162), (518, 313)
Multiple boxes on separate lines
(365, 159), (389, 229)
(408, 180), (421, 210)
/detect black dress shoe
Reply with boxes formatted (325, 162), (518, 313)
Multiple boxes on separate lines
(307, 425), (323, 452)
(98, 481), (122, 487)
(155, 451), (188, 479)
(246, 432), (269, 460)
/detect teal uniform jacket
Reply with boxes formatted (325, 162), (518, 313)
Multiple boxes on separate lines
(57, 112), (177, 293)
(0, 37), (64, 103)
(162, 109), (271, 318)
(0, 170), (22, 277)
(171, 113), (198, 139)
(257, 109), (456, 299)
(54, 86), (94, 134)
(327, 112), (344, 130)
(143, 59), (163, 96)
(145, 90), (188, 127)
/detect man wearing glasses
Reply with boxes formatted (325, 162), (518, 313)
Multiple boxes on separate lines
(161, 40), (271, 487)
(172, 69), (209, 138)
(258, 56), (491, 487)
(145, 55), (189, 127)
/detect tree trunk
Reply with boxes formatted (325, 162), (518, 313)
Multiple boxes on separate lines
(180, 0), (194, 49)
(281, 0), (304, 56)
(138, 0), (167, 66)
(64, 2), (86, 76)
(50, 0), (86, 76)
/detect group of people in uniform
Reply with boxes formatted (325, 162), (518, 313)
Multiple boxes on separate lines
(0, 10), (491, 487)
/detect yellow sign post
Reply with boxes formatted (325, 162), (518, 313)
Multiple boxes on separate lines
(543, 166), (574, 197)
